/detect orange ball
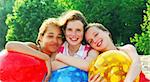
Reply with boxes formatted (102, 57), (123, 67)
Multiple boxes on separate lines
(89, 50), (139, 82)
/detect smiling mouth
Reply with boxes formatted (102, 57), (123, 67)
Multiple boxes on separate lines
(69, 38), (78, 41)
(97, 39), (103, 47)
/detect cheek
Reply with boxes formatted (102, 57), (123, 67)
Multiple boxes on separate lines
(65, 31), (71, 35)
(65, 32), (70, 37)
(91, 43), (96, 47)
(77, 32), (84, 37)
(58, 40), (63, 45)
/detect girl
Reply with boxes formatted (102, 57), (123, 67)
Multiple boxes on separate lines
(5, 18), (64, 82)
(48, 10), (99, 82)
(85, 23), (141, 82)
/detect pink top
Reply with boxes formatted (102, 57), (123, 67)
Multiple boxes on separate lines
(57, 42), (91, 59)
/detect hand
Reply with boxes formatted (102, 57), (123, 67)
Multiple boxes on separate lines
(44, 73), (51, 82)
(44, 58), (51, 82)
(88, 73), (106, 82)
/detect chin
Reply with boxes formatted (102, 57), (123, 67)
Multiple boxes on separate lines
(70, 42), (79, 45)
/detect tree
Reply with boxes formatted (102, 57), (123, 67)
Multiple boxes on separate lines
(130, 0), (150, 55)
(0, 0), (15, 50)
(6, 0), (145, 47)
(80, 0), (145, 45)
(6, 0), (66, 42)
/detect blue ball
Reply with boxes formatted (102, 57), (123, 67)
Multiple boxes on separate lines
(49, 66), (88, 82)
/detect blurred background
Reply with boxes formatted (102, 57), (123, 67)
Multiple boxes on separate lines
(0, 0), (149, 55)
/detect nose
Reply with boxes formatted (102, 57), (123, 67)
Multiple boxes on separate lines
(70, 31), (77, 38)
(53, 38), (58, 43)
(72, 31), (76, 36)
(93, 38), (97, 44)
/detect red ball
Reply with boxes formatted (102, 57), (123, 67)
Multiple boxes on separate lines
(0, 50), (47, 82)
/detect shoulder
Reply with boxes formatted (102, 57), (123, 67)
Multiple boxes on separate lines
(118, 44), (139, 57)
(118, 44), (136, 51)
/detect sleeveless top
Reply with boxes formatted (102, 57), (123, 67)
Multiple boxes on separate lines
(57, 41), (91, 59)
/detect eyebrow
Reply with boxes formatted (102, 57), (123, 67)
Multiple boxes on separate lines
(48, 32), (62, 35)
(47, 33), (54, 35)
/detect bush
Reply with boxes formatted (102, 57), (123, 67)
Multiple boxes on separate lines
(6, 0), (66, 42)
(130, 0), (150, 55)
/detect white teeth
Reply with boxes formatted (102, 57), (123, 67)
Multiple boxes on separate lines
(97, 42), (101, 47)
(70, 37), (78, 41)
(97, 40), (102, 47)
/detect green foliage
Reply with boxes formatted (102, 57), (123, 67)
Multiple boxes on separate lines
(79, 0), (145, 44)
(53, 0), (145, 45)
(0, 0), (15, 50)
(6, 0), (66, 42)
(131, 0), (150, 55)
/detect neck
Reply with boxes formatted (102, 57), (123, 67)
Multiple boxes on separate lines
(68, 44), (81, 56)
(104, 43), (117, 52)
(50, 52), (57, 61)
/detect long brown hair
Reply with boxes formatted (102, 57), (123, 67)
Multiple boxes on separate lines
(59, 10), (88, 44)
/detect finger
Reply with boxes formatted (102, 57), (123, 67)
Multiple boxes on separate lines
(94, 75), (103, 82)
(44, 75), (50, 82)
(89, 74), (94, 81)
(90, 73), (100, 82)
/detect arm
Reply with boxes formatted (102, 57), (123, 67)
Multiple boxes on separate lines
(118, 44), (141, 82)
(5, 41), (50, 60)
(24, 42), (39, 50)
(5, 41), (52, 80)
(55, 49), (99, 71)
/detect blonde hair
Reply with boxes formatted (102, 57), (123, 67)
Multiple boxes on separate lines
(36, 18), (61, 45)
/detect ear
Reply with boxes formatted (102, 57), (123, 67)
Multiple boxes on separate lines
(39, 35), (43, 44)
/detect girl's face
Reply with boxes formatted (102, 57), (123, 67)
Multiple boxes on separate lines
(65, 20), (84, 46)
(85, 27), (111, 52)
(40, 24), (63, 54)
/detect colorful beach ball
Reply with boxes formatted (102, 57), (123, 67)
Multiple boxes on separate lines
(49, 66), (88, 82)
(0, 50), (47, 82)
(89, 50), (139, 82)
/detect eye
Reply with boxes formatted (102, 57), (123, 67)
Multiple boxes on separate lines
(95, 33), (98, 37)
(66, 28), (72, 31)
(88, 39), (93, 44)
(76, 29), (81, 32)
(47, 35), (54, 38)
(58, 34), (64, 39)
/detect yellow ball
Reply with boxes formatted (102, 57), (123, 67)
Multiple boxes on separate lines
(89, 50), (139, 82)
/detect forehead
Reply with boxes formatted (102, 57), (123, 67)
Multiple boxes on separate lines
(87, 26), (99, 33)
(66, 20), (84, 29)
(46, 24), (62, 34)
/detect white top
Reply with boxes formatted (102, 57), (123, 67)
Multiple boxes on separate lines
(58, 41), (90, 59)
